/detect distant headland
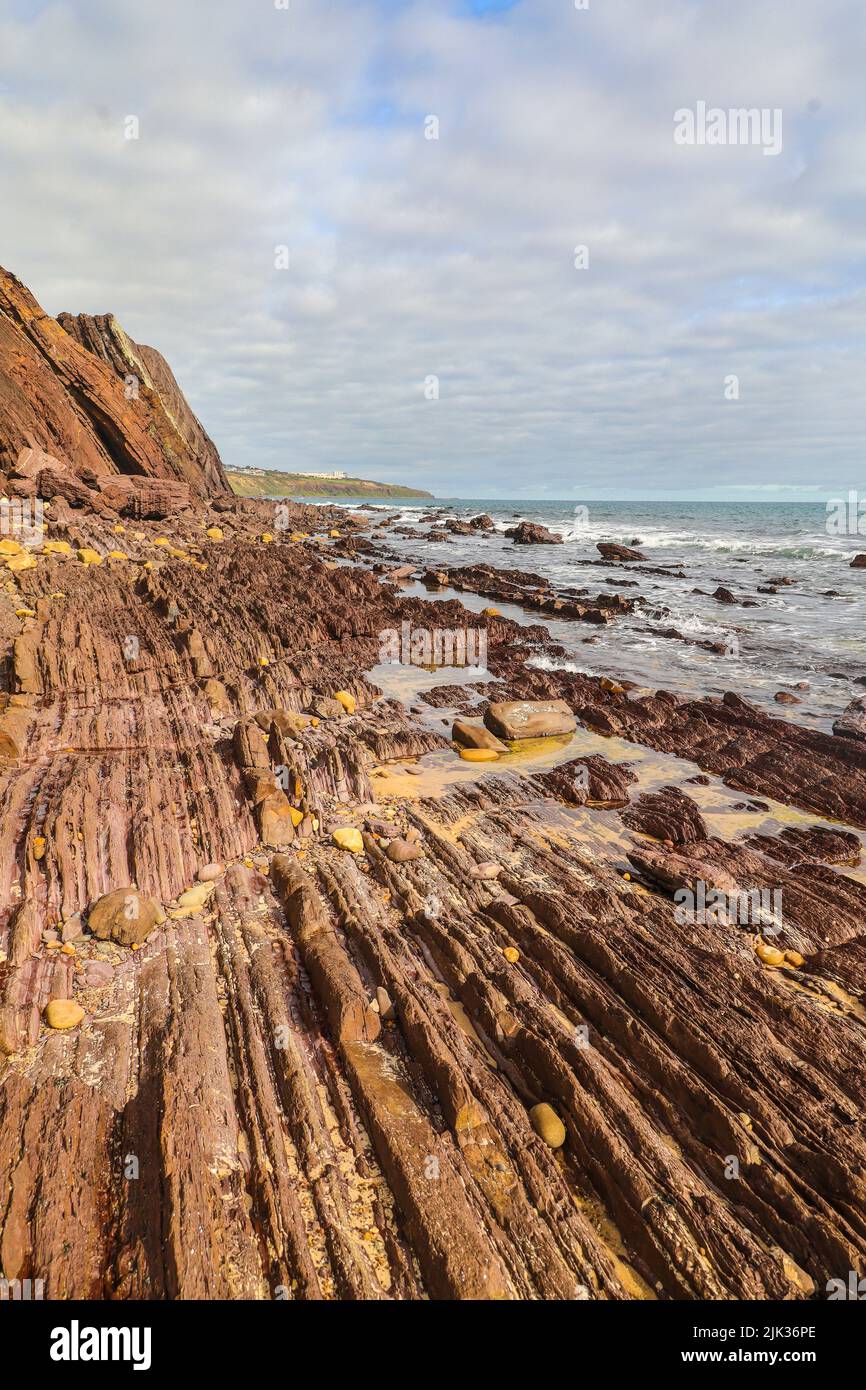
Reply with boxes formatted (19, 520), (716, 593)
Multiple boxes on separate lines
(226, 466), (433, 500)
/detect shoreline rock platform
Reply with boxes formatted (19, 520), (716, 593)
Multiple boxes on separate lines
(1, 266), (864, 1302)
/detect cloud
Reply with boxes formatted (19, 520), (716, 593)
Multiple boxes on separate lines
(1, 0), (864, 496)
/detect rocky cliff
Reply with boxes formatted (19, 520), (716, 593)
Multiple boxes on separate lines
(0, 267), (228, 499)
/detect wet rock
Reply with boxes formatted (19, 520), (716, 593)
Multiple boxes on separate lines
(774, 691), (800, 705)
(596, 542), (646, 562)
(833, 698), (866, 743)
(534, 754), (637, 808)
(484, 699), (576, 740)
(87, 888), (164, 947)
(452, 719), (507, 752)
(850, 554), (866, 568)
(505, 521), (563, 545)
(622, 786), (708, 845)
(713, 587), (737, 604)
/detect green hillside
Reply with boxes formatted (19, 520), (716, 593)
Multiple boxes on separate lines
(227, 469), (433, 500)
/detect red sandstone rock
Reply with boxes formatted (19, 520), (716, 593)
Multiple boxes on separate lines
(0, 265), (228, 498)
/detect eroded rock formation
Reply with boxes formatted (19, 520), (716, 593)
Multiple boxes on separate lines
(1, 271), (864, 1303)
(0, 267), (228, 498)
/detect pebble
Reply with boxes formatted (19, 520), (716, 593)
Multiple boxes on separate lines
(755, 940), (786, 967)
(197, 862), (225, 882)
(376, 986), (395, 1021)
(386, 838), (422, 864)
(502, 946), (520, 963)
(529, 1102), (567, 1149)
(334, 690), (356, 714)
(83, 961), (115, 989)
(471, 862), (502, 880)
(175, 881), (216, 912)
(332, 827), (364, 854)
(44, 999), (85, 1031)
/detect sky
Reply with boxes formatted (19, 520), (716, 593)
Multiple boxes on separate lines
(1, 0), (864, 500)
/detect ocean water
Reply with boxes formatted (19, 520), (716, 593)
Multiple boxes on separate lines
(326, 498), (866, 731)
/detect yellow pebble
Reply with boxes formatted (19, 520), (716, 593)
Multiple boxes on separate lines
(32, 835), (47, 860)
(755, 939), (786, 967)
(261, 532), (274, 543)
(332, 827), (363, 854)
(153, 537), (170, 547)
(206, 527), (224, 541)
(503, 946), (520, 964)
(77, 548), (102, 566)
(44, 999), (84, 1030)
(334, 690), (356, 714)
(529, 1102), (567, 1149)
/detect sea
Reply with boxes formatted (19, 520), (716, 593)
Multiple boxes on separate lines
(303, 497), (866, 732)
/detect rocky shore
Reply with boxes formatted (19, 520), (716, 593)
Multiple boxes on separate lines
(1, 268), (864, 1301)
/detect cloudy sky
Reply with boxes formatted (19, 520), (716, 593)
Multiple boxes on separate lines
(1, 0), (864, 499)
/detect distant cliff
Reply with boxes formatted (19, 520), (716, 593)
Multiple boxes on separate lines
(227, 468), (433, 500)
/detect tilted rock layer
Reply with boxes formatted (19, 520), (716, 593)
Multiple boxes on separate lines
(0, 267), (228, 498)
(0, 272), (864, 1302)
